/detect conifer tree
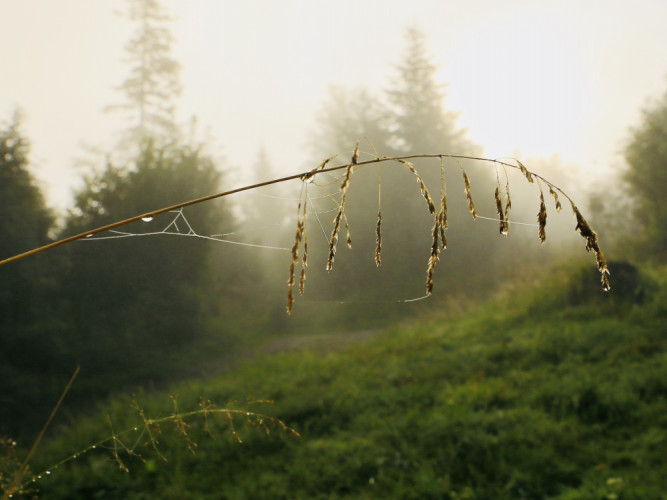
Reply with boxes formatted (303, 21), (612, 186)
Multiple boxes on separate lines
(624, 86), (667, 258)
(0, 114), (59, 436)
(107, 0), (182, 146)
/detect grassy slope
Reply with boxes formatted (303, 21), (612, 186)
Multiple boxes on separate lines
(27, 263), (667, 499)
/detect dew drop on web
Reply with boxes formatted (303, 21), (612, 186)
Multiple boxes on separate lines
(141, 216), (154, 222)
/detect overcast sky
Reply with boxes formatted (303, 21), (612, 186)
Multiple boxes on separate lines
(2, 0), (666, 210)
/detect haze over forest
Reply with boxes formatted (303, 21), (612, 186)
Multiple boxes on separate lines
(2, 0), (666, 210)
(3, 1), (667, 498)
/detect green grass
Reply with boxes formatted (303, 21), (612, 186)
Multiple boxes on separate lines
(21, 262), (667, 499)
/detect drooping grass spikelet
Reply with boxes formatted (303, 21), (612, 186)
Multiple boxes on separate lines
(397, 159), (436, 215)
(299, 240), (307, 295)
(517, 159), (534, 183)
(344, 213), (352, 248)
(302, 155), (337, 184)
(287, 192), (306, 314)
(570, 202), (611, 291)
(351, 140), (360, 165)
(375, 163), (383, 266)
(503, 169), (511, 235)
(461, 166), (478, 220)
(438, 157), (448, 248)
(426, 219), (440, 295)
(327, 161), (355, 271)
(299, 196), (308, 295)
(549, 185), (563, 212)
(538, 190), (547, 244)
(327, 210), (343, 272)
(375, 211), (382, 267)
(439, 192), (448, 229)
(495, 181), (508, 236)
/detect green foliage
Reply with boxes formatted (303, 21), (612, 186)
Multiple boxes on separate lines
(624, 85), (667, 258)
(54, 141), (236, 391)
(0, 115), (62, 438)
(31, 262), (667, 499)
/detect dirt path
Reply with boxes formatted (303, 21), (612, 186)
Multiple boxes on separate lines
(187, 329), (384, 381)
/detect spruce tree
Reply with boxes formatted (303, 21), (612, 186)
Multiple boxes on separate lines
(107, 0), (182, 146)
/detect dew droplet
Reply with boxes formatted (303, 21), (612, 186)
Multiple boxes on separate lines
(46, 470), (51, 475)
(85, 234), (93, 238)
(141, 216), (153, 222)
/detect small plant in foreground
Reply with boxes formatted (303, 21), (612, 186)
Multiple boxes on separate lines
(2, 397), (298, 498)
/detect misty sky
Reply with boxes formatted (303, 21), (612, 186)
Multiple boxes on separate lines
(1, 0), (666, 211)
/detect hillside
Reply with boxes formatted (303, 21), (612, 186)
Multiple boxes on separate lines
(16, 262), (667, 499)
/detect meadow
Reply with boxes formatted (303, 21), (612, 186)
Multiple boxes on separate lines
(20, 260), (666, 499)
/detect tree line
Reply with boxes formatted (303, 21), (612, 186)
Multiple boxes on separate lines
(1, 0), (664, 440)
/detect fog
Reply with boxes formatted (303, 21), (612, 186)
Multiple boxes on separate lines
(2, 0), (666, 211)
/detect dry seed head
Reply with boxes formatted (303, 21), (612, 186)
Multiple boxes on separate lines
(299, 239), (308, 295)
(339, 163), (354, 193)
(439, 157), (449, 230)
(327, 161), (356, 271)
(517, 159), (534, 183)
(351, 141), (360, 165)
(538, 191), (547, 244)
(571, 201), (611, 291)
(504, 177), (511, 234)
(286, 196), (306, 314)
(302, 155), (336, 183)
(375, 211), (382, 267)
(495, 185), (508, 236)
(439, 224), (447, 249)
(344, 214), (352, 248)
(326, 210), (342, 272)
(549, 185), (563, 212)
(461, 168), (478, 220)
(398, 159), (437, 215)
(426, 222), (440, 295)
(439, 192), (448, 231)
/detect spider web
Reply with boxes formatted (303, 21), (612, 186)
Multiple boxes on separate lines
(79, 172), (541, 305)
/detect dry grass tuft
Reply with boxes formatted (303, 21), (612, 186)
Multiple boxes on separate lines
(549, 185), (563, 212)
(517, 159), (534, 183)
(299, 227), (308, 295)
(285, 147), (612, 308)
(326, 160), (355, 272)
(375, 211), (382, 267)
(426, 220), (441, 295)
(438, 157), (448, 248)
(571, 202), (610, 291)
(397, 159), (437, 215)
(344, 214), (352, 248)
(494, 173), (510, 237)
(538, 190), (548, 244)
(461, 165), (478, 220)
(287, 194), (307, 314)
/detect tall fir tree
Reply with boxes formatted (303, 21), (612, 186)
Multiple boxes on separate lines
(386, 26), (473, 156)
(306, 27), (507, 318)
(0, 114), (63, 437)
(107, 0), (182, 146)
